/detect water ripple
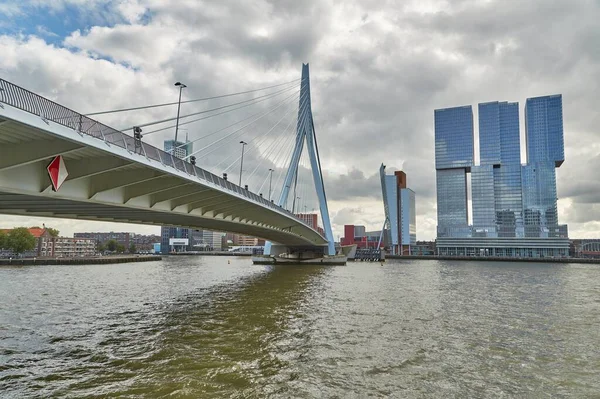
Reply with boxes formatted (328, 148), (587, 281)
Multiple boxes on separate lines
(1, 259), (599, 397)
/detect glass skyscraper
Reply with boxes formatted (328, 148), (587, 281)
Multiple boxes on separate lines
(434, 106), (473, 238)
(522, 94), (565, 238)
(380, 165), (416, 255)
(474, 101), (523, 237)
(434, 95), (569, 257)
(525, 95), (564, 167)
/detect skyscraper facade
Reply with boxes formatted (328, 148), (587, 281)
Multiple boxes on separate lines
(434, 95), (569, 257)
(380, 165), (416, 255)
(523, 94), (566, 238)
(474, 101), (523, 237)
(161, 139), (193, 254)
(434, 106), (473, 238)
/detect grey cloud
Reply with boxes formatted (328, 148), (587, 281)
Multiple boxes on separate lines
(1, 0), (600, 240)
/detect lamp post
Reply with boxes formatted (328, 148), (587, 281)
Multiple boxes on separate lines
(173, 81), (187, 150)
(239, 141), (247, 186)
(268, 168), (274, 201)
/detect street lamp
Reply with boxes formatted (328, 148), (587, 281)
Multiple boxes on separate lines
(173, 81), (187, 150)
(268, 168), (274, 201)
(239, 141), (247, 186)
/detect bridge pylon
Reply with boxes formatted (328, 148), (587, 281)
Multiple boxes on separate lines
(265, 64), (336, 256)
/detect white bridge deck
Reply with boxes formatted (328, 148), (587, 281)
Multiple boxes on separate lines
(0, 78), (328, 247)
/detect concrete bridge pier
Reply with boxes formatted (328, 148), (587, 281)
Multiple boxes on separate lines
(253, 244), (346, 265)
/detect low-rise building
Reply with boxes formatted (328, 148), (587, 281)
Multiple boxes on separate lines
(74, 232), (130, 248)
(1, 227), (53, 258)
(47, 237), (96, 258)
(341, 225), (384, 249)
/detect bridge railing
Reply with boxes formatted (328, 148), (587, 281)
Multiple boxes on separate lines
(0, 78), (319, 234)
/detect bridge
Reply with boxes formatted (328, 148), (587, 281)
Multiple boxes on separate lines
(0, 64), (340, 260)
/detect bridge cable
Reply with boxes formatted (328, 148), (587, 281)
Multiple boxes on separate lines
(233, 91), (306, 180)
(120, 81), (303, 132)
(142, 82), (305, 138)
(271, 96), (311, 205)
(183, 87), (302, 160)
(265, 124), (300, 190)
(242, 91), (310, 196)
(246, 119), (298, 195)
(221, 96), (302, 174)
(254, 121), (299, 196)
(245, 113), (297, 184)
(210, 90), (305, 171)
(85, 78), (302, 116)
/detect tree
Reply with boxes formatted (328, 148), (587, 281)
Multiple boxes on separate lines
(0, 231), (7, 249)
(116, 244), (126, 253)
(129, 243), (137, 254)
(46, 228), (59, 237)
(7, 227), (36, 254)
(97, 242), (105, 253)
(106, 239), (118, 252)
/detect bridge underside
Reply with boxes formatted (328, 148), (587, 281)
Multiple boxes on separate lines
(0, 193), (312, 244)
(0, 107), (328, 247)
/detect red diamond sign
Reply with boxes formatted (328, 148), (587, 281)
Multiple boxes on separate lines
(47, 155), (68, 191)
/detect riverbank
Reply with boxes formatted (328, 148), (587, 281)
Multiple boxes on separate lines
(386, 254), (600, 264)
(0, 255), (161, 266)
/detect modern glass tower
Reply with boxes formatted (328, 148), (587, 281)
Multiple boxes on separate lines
(522, 94), (565, 238)
(434, 106), (473, 238)
(472, 101), (523, 237)
(435, 95), (568, 257)
(380, 165), (416, 255)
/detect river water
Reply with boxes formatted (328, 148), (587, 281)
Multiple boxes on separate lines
(1, 257), (599, 398)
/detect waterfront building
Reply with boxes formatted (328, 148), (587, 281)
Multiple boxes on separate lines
(201, 231), (224, 251)
(74, 232), (130, 248)
(473, 101), (523, 237)
(522, 94), (566, 238)
(47, 237), (96, 258)
(1, 227), (53, 258)
(1, 228), (97, 258)
(130, 234), (161, 252)
(433, 106), (473, 238)
(340, 225), (383, 249)
(379, 165), (417, 254)
(570, 239), (600, 258)
(434, 95), (569, 258)
(412, 241), (436, 256)
(161, 139), (193, 254)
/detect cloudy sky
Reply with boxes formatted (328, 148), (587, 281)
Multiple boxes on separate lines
(0, 0), (599, 241)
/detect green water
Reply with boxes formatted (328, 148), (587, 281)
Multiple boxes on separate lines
(1, 257), (599, 397)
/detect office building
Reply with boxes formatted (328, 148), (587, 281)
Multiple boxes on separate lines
(434, 95), (569, 257)
(473, 101), (523, 237)
(380, 165), (416, 255)
(523, 94), (566, 238)
(161, 139), (193, 254)
(434, 106), (473, 238)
